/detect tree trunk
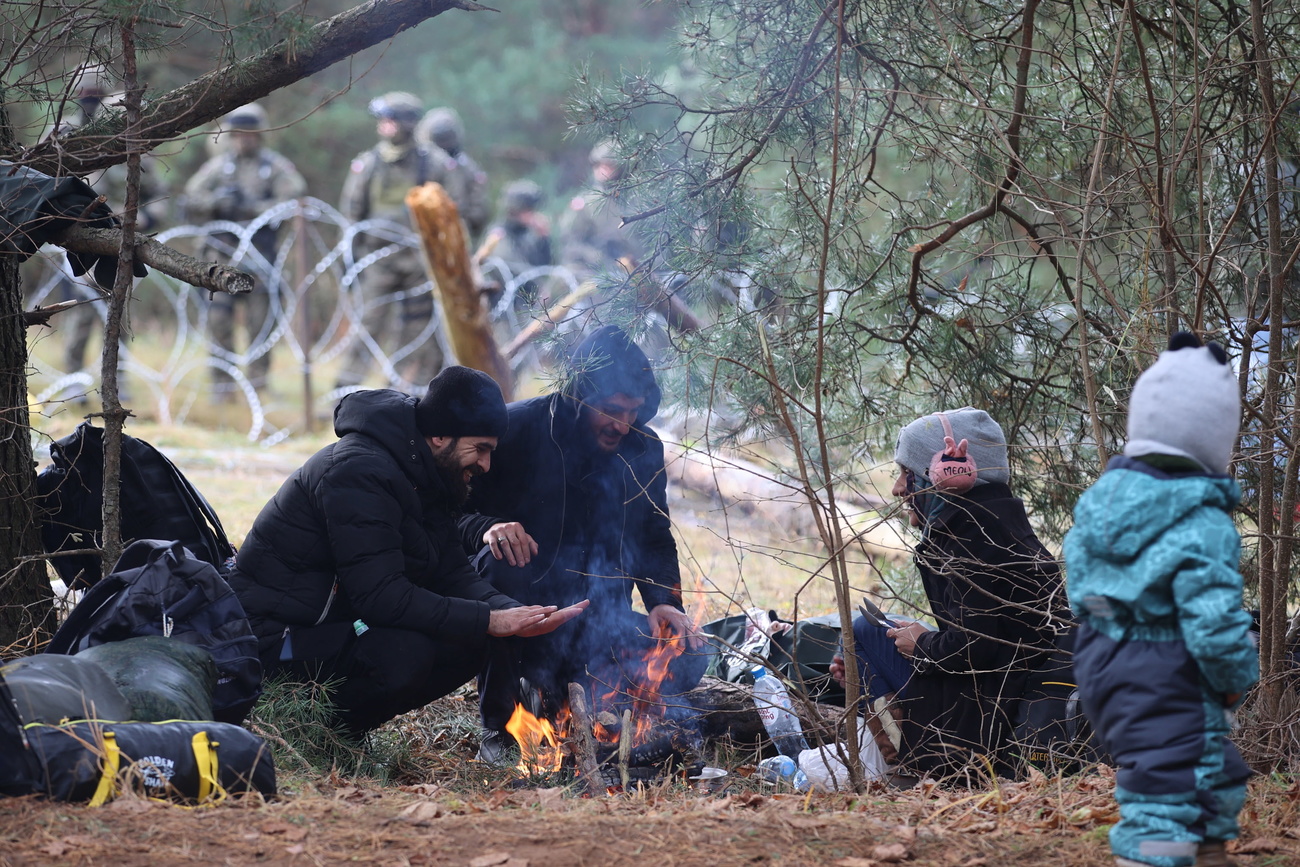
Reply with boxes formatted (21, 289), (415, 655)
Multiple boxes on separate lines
(0, 251), (53, 653)
(406, 183), (513, 396)
(0, 97), (54, 653)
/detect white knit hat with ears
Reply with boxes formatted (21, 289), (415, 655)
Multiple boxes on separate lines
(1124, 332), (1241, 474)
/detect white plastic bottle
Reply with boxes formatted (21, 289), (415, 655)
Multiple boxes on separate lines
(751, 666), (810, 758)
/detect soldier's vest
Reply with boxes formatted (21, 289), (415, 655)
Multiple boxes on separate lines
(365, 147), (435, 222)
(202, 153), (279, 256)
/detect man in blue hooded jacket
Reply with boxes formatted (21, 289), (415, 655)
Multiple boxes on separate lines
(1065, 332), (1258, 867)
(460, 326), (705, 760)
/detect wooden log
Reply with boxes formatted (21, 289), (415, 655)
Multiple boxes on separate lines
(566, 682), (603, 796)
(618, 708), (633, 788)
(406, 183), (513, 398)
(684, 676), (841, 747)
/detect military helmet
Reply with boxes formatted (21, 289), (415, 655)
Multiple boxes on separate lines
(502, 180), (544, 215)
(417, 107), (464, 153)
(368, 91), (423, 125)
(223, 103), (268, 131)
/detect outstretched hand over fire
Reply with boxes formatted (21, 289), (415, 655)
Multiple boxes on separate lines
(489, 600), (590, 638)
(648, 604), (705, 650)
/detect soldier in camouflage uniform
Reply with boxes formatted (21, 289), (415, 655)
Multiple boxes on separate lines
(42, 66), (172, 385)
(559, 140), (646, 279)
(482, 180), (552, 308)
(336, 92), (455, 390)
(416, 107), (491, 244)
(184, 103), (306, 392)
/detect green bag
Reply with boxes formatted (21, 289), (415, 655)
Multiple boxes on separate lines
(700, 611), (845, 705)
(77, 636), (217, 722)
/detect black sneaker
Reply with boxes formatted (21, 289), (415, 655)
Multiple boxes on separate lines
(476, 729), (517, 766)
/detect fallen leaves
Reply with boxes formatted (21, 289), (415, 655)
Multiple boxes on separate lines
(871, 841), (911, 861)
(334, 785), (385, 803)
(259, 821), (308, 841)
(1231, 838), (1281, 854)
(469, 853), (528, 867)
(398, 801), (447, 824)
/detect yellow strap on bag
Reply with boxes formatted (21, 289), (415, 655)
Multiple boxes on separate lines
(88, 730), (121, 807)
(191, 731), (226, 805)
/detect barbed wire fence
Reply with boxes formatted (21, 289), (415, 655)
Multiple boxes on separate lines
(25, 196), (586, 444)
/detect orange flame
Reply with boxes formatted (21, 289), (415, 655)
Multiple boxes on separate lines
(505, 703), (565, 775)
(591, 622), (689, 744)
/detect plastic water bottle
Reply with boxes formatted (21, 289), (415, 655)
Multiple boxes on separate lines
(756, 755), (810, 791)
(751, 666), (810, 758)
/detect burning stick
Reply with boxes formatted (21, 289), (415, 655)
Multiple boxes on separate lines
(566, 683), (602, 796)
(618, 709), (634, 788)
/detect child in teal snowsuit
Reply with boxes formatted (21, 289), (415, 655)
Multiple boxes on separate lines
(1064, 332), (1258, 867)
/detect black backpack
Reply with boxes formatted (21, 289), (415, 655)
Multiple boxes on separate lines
(46, 539), (262, 725)
(36, 423), (235, 589)
(1011, 627), (1106, 773)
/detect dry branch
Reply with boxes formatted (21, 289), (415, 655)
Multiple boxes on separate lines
(566, 682), (603, 796)
(54, 225), (254, 294)
(501, 281), (600, 359)
(406, 183), (513, 396)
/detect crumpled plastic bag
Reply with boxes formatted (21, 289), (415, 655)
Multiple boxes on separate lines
(797, 720), (889, 791)
(0, 653), (132, 724)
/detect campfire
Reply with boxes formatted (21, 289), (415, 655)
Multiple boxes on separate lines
(499, 621), (706, 790)
(504, 703), (567, 776)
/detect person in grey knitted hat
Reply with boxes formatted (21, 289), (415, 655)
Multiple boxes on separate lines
(831, 405), (1063, 780)
(1065, 332), (1253, 867)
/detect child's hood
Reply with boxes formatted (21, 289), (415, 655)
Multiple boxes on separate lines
(1069, 461), (1239, 565)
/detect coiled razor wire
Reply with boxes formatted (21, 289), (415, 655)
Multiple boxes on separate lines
(25, 197), (591, 445)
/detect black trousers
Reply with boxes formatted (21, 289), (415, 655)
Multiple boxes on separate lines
(266, 623), (485, 735)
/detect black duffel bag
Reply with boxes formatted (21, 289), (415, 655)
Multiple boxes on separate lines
(1, 671), (275, 804)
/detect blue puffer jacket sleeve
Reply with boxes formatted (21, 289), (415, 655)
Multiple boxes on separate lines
(1167, 512), (1258, 695)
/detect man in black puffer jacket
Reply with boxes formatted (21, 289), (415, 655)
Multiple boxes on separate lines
(229, 367), (587, 734)
(460, 327), (706, 761)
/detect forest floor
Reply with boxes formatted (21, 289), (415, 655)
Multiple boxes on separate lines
(7, 419), (1299, 867)
(3, 756), (1299, 867)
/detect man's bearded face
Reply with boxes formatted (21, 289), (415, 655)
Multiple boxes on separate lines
(581, 392), (646, 454)
(430, 436), (496, 504)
